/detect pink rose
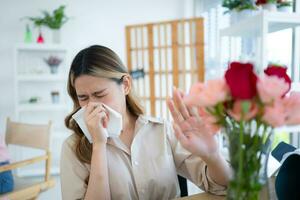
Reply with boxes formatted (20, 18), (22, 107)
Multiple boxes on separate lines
(198, 107), (221, 135)
(227, 100), (258, 121)
(283, 92), (300, 125)
(257, 75), (289, 103)
(184, 79), (229, 107)
(264, 65), (291, 95)
(262, 100), (286, 127)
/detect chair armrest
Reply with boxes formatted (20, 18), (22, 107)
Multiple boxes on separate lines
(0, 154), (48, 173)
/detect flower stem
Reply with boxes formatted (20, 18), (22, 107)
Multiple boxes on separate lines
(238, 120), (244, 197)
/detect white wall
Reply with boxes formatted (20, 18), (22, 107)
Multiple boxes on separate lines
(0, 0), (186, 133)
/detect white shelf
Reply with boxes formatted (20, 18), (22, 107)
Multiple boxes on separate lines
(221, 11), (300, 37)
(16, 43), (67, 52)
(17, 104), (68, 112)
(14, 43), (69, 177)
(17, 74), (66, 82)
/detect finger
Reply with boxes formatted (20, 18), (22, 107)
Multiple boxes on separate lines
(167, 97), (184, 123)
(173, 123), (189, 147)
(90, 111), (107, 127)
(178, 89), (199, 119)
(187, 106), (200, 120)
(86, 105), (105, 120)
(177, 88), (185, 98)
(173, 87), (190, 120)
(103, 117), (108, 128)
(86, 102), (103, 114)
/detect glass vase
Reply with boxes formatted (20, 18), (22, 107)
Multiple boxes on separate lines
(224, 120), (273, 200)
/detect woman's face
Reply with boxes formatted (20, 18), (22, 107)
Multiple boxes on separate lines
(74, 75), (128, 114)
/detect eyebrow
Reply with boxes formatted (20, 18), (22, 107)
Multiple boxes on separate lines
(77, 88), (107, 97)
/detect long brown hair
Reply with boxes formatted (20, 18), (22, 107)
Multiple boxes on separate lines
(65, 45), (144, 183)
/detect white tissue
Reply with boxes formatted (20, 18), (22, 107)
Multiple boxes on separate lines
(72, 104), (123, 143)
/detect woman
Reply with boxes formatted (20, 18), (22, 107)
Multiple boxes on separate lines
(60, 45), (231, 200)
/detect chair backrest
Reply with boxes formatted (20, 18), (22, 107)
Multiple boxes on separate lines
(5, 118), (52, 150)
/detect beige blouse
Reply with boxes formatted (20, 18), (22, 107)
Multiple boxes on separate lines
(60, 115), (226, 200)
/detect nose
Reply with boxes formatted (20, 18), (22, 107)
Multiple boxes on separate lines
(88, 97), (102, 104)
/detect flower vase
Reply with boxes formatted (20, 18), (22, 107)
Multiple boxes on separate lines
(230, 10), (239, 25)
(37, 31), (44, 44)
(230, 10), (256, 25)
(24, 24), (33, 43)
(52, 29), (61, 44)
(225, 120), (273, 200)
(51, 91), (60, 104)
(49, 64), (59, 74)
(262, 3), (277, 12)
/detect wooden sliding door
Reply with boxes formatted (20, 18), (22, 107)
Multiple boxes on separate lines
(126, 18), (204, 118)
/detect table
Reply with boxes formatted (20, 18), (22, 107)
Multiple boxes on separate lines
(177, 177), (277, 200)
(177, 193), (225, 200)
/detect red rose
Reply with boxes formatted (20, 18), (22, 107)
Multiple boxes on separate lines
(225, 62), (258, 100)
(256, 0), (267, 5)
(264, 65), (291, 94)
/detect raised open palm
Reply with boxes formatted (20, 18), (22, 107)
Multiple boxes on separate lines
(167, 88), (219, 160)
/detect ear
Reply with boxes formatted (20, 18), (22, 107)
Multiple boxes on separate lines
(121, 75), (132, 95)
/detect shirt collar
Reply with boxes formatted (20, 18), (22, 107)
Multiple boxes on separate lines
(137, 115), (164, 125)
(107, 115), (164, 155)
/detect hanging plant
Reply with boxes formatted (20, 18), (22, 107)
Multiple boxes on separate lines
(25, 5), (69, 30)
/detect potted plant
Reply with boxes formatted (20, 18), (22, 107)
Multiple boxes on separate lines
(44, 56), (62, 74)
(26, 5), (69, 43)
(256, 0), (278, 11)
(277, 0), (293, 12)
(51, 91), (60, 104)
(222, 0), (258, 24)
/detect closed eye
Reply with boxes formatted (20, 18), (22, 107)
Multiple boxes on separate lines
(95, 94), (107, 99)
(77, 95), (88, 101)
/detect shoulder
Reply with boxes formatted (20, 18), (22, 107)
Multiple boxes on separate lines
(63, 133), (78, 149)
(63, 133), (79, 146)
(61, 134), (79, 160)
(61, 134), (89, 170)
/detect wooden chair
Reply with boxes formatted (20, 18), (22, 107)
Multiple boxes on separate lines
(0, 118), (55, 200)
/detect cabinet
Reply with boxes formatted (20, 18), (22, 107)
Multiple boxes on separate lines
(13, 44), (71, 176)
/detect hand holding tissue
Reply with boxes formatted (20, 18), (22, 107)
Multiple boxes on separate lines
(72, 104), (123, 143)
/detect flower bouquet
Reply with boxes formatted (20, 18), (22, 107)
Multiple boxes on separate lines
(184, 62), (300, 200)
